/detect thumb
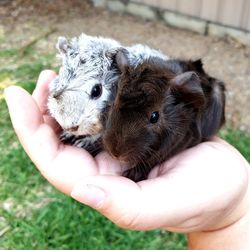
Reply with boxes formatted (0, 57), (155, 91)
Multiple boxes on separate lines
(70, 175), (144, 230)
(70, 175), (184, 231)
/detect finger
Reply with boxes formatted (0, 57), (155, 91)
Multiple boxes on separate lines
(32, 70), (57, 114)
(71, 142), (249, 231)
(4, 86), (98, 194)
(32, 70), (61, 133)
(71, 176), (145, 229)
(95, 151), (133, 175)
(5, 86), (44, 137)
(70, 175), (193, 231)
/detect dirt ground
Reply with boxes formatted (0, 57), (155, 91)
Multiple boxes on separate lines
(1, 0), (250, 132)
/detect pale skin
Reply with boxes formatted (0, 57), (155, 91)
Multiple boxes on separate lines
(4, 70), (250, 249)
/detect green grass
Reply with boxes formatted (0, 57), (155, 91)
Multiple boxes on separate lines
(0, 47), (187, 250)
(0, 46), (249, 250)
(0, 93), (187, 249)
(0, 106), (187, 250)
(220, 129), (250, 162)
(0, 48), (18, 58)
(0, 197), (186, 250)
(0, 97), (187, 249)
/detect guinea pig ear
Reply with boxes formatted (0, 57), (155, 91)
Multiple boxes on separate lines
(170, 71), (206, 108)
(105, 47), (121, 62)
(56, 36), (70, 54)
(190, 59), (205, 74)
(114, 48), (130, 73)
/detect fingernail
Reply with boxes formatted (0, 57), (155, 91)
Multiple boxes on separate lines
(38, 70), (56, 83)
(4, 86), (14, 97)
(38, 70), (48, 82)
(4, 86), (21, 103)
(71, 184), (106, 209)
(39, 69), (53, 77)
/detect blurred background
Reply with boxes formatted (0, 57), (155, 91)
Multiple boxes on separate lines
(0, 0), (249, 249)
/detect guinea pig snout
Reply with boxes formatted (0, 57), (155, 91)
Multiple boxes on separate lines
(67, 126), (79, 132)
(103, 134), (130, 161)
(104, 139), (121, 158)
(51, 89), (64, 99)
(49, 84), (66, 99)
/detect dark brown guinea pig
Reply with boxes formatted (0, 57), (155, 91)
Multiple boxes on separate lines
(102, 49), (225, 182)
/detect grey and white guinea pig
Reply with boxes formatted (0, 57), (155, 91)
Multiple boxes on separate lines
(47, 33), (168, 154)
(102, 49), (225, 182)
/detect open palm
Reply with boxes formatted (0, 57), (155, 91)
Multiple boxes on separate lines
(5, 70), (249, 233)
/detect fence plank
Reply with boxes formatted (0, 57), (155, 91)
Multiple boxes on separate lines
(142, 0), (160, 8)
(217, 0), (245, 27)
(141, 0), (178, 10)
(158, 0), (177, 11)
(175, 0), (202, 16)
(200, 0), (219, 20)
(240, 0), (250, 30)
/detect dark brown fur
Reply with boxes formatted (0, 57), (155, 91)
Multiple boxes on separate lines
(102, 50), (225, 182)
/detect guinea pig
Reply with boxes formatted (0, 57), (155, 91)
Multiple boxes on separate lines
(47, 33), (168, 155)
(102, 49), (225, 182)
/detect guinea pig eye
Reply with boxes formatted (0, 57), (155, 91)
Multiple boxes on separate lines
(149, 111), (159, 124)
(91, 84), (102, 99)
(80, 58), (86, 64)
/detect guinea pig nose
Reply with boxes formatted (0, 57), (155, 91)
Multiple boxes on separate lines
(111, 151), (120, 158)
(104, 142), (119, 158)
(52, 90), (63, 99)
(68, 126), (79, 132)
(51, 86), (66, 99)
(110, 147), (123, 159)
(52, 93), (60, 99)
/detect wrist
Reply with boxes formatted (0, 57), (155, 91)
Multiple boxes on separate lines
(188, 167), (250, 250)
(188, 209), (250, 250)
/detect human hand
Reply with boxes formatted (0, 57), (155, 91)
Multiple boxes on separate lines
(4, 70), (249, 234)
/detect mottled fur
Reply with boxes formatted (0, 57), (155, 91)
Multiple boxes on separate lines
(48, 33), (168, 153)
(103, 50), (225, 182)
